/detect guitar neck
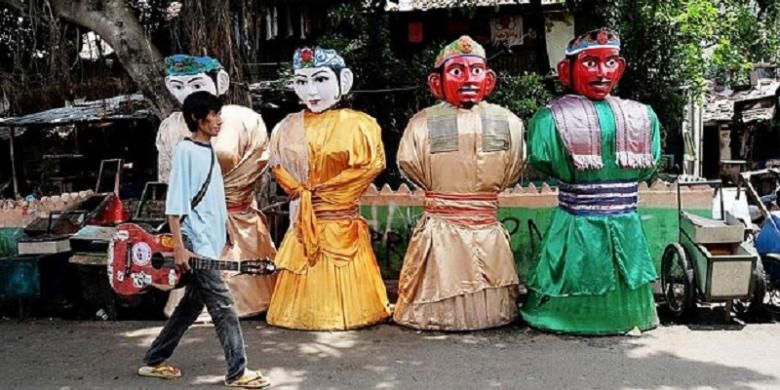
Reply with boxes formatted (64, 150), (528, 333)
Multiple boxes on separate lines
(159, 256), (241, 271)
(189, 257), (240, 271)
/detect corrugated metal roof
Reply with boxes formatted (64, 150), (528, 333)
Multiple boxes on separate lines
(703, 80), (779, 125)
(2, 94), (151, 127)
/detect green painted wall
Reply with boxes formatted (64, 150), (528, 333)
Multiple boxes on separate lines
(361, 205), (712, 281)
(0, 228), (23, 257)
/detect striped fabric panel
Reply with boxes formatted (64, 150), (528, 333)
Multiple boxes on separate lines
(558, 181), (638, 216)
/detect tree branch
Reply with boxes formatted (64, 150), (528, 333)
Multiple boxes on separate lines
(48, 0), (177, 119)
(0, 0), (27, 15)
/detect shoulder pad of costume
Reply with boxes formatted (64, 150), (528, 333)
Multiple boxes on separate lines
(220, 104), (261, 117)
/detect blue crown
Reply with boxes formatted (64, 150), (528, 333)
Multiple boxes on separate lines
(293, 47), (346, 70)
(164, 54), (223, 76)
(565, 28), (621, 56)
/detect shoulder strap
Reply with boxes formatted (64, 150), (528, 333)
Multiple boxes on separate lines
(181, 138), (215, 224)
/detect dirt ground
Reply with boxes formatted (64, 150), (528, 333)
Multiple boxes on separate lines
(1, 313), (779, 390)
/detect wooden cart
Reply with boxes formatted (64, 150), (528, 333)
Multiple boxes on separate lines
(661, 180), (764, 319)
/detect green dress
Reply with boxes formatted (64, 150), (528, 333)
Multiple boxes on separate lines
(520, 100), (661, 335)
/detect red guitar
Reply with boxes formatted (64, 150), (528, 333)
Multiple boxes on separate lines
(108, 223), (276, 296)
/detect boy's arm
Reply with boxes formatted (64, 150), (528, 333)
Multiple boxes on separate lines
(168, 215), (193, 273)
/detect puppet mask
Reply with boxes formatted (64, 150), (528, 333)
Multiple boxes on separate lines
(428, 36), (496, 108)
(164, 54), (229, 104)
(292, 47), (353, 113)
(556, 28), (625, 101)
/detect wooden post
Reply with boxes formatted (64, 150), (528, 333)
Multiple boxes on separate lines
(10, 126), (19, 199)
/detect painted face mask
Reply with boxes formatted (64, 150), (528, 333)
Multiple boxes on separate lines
(292, 47), (354, 113)
(428, 35), (496, 108)
(439, 56), (494, 107)
(568, 48), (624, 100)
(163, 54), (230, 104)
(293, 67), (342, 113)
(557, 28), (625, 100)
(165, 73), (218, 104)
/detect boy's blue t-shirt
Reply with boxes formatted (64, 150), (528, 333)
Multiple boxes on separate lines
(165, 139), (227, 259)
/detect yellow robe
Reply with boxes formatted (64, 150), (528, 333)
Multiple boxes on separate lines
(266, 109), (391, 330)
(394, 102), (524, 330)
(159, 105), (276, 318)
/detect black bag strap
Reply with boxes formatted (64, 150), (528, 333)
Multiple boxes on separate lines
(181, 138), (215, 224)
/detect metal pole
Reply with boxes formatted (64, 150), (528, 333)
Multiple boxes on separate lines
(10, 126), (18, 199)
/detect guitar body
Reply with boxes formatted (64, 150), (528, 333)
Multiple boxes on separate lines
(109, 223), (276, 297)
(109, 223), (182, 296)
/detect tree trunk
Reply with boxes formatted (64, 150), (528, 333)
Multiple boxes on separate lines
(49, 0), (177, 119)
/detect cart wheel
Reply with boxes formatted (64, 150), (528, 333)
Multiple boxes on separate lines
(748, 259), (767, 313)
(734, 259), (768, 318)
(661, 243), (696, 318)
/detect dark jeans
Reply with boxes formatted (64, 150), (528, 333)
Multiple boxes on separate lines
(143, 239), (247, 381)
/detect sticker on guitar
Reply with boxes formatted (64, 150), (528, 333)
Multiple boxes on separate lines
(159, 234), (175, 249)
(167, 269), (178, 287)
(131, 242), (153, 266)
(107, 240), (115, 288)
(131, 272), (152, 288)
(114, 230), (129, 241)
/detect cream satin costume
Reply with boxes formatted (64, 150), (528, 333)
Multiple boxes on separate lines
(266, 109), (391, 330)
(394, 101), (524, 330)
(158, 105), (276, 318)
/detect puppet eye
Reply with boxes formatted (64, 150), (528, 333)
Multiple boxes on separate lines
(583, 60), (597, 68)
(606, 59), (618, 68)
(314, 76), (329, 83)
(473, 67), (484, 75)
(295, 79), (306, 86)
(448, 68), (462, 77)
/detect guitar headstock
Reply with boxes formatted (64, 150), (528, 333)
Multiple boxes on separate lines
(239, 258), (277, 275)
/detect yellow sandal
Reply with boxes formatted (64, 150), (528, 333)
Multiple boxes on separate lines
(225, 370), (270, 389)
(137, 363), (182, 380)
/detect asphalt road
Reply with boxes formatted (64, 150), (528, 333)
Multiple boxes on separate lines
(1, 314), (779, 390)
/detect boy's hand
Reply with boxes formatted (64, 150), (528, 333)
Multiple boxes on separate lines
(174, 245), (193, 273)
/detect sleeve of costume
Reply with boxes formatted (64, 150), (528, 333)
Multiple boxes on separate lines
(396, 112), (429, 190)
(268, 117), (304, 197)
(165, 145), (192, 217)
(315, 115), (385, 205)
(155, 116), (175, 183)
(503, 111), (526, 188)
(248, 110), (270, 172)
(527, 107), (558, 177)
(639, 107), (662, 182)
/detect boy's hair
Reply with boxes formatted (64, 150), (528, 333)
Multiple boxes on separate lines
(182, 91), (223, 132)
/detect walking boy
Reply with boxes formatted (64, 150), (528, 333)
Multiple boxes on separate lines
(137, 91), (270, 388)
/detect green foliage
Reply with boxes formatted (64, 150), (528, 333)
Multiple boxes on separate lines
(595, 0), (780, 158)
(491, 72), (552, 123)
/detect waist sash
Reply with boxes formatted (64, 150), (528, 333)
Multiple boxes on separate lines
(424, 191), (498, 225)
(313, 204), (360, 220)
(558, 181), (638, 216)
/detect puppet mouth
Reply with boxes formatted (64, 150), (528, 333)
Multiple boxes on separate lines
(589, 80), (612, 88)
(308, 99), (321, 105)
(459, 87), (480, 95)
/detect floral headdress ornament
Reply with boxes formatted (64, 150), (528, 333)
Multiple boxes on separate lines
(293, 47), (346, 70)
(433, 35), (487, 68)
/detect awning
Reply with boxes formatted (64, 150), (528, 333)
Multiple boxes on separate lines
(1, 94), (152, 129)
